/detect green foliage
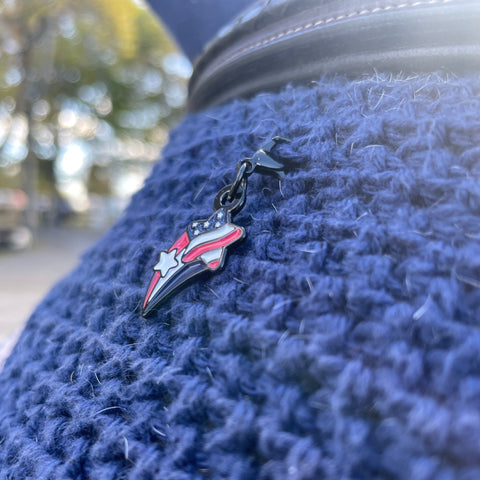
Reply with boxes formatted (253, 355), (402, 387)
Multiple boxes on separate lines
(0, 0), (189, 212)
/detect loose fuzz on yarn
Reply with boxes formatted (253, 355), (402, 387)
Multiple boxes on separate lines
(1, 72), (480, 479)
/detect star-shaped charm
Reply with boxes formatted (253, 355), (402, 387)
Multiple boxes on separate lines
(142, 137), (289, 316)
(154, 249), (179, 277)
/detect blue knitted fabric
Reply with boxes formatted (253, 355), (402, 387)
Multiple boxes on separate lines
(2, 73), (480, 479)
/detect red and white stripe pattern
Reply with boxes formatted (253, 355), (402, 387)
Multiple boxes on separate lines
(143, 207), (244, 312)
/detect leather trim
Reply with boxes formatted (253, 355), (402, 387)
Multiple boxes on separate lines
(188, 0), (480, 111)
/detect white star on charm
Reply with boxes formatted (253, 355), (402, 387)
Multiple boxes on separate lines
(154, 250), (179, 277)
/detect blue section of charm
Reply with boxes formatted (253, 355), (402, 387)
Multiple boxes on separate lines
(188, 208), (227, 237)
(2, 73), (480, 478)
(144, 260), (206, 315)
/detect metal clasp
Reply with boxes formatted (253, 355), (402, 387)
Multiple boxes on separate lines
(213, 136), (290, 215)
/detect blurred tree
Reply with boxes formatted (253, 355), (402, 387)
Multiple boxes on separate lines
(0, 0), (190, 227)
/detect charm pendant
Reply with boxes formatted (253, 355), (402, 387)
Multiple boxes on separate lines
(142, 207), (245, 315)
(142, 136), (289, 316)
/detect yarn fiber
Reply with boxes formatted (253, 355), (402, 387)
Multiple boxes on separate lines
(1, 72), (480, 479)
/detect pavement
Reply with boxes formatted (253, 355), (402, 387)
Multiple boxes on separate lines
(0, 227), (103, 347)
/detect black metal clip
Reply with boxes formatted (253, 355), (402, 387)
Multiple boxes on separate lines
(213, 136), (290, 215)
(142, 136), (290, 315)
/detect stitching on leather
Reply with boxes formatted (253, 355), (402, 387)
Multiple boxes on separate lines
(209, 0), (455, 72)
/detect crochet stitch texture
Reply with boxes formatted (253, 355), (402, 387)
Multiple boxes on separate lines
(1, 73), (480, 479)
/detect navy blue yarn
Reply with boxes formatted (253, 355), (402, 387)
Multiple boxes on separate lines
(2, 73), (480, 479)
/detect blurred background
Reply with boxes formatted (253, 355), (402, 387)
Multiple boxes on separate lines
(0, 0), (190, 349)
